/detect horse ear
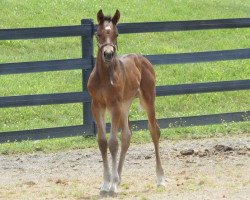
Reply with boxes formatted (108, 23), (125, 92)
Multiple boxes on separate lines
(97, 9), (104, 24)
(112, 9), (120, 25)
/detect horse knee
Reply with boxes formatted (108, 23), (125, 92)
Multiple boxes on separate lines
(98, 137), (108, 152)
(109, 137), (119, 155)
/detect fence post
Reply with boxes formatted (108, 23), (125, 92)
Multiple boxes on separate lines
(81, 19), (96, 135)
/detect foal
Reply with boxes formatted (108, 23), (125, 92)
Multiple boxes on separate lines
(87, 9), (165, 195)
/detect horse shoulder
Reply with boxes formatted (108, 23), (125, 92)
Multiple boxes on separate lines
(87, 69), (100, 96)
(117, 55), (142, 99)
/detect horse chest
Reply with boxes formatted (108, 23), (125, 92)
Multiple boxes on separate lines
(94, 84), (123, 105)
(88, 66), (140, 105)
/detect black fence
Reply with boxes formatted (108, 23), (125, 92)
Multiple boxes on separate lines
(0, 18), (250, 142)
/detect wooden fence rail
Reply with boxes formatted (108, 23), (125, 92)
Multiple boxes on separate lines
(0, 18), (249, 142)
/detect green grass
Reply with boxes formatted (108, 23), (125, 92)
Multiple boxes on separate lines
(0, 0), (250, 154)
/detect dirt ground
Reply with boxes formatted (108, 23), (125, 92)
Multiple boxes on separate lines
(0, 134), (249, 200)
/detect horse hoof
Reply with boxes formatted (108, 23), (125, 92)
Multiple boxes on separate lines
(99, 190), (109, 196)
(108, 190), (118, 197)
(109, 184), (118, 196)
(157, 183), (166, 188)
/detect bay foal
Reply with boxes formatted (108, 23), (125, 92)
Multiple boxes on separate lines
(87, 9), (165, 195)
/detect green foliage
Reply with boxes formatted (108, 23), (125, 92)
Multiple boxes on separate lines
(0, 0), (249, 154)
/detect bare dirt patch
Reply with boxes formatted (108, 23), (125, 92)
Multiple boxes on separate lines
(0, 135), (249, 200)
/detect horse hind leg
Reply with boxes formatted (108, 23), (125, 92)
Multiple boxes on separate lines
(139, 89), (165, 187)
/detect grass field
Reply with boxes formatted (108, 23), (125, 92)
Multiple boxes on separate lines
(0, 0), (250, 154)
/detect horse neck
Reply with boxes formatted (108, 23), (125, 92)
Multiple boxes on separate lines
(96, 49), (117, 83)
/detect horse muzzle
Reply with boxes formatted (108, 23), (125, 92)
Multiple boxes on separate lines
(99, 43), (117, 63)
(104, 51), (114, 62)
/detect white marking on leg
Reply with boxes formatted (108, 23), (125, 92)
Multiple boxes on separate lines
(157, 175), (166, 187)
(100, 181), (110, 192)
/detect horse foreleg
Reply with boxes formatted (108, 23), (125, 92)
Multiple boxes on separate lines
(91, 101), (110, 194)
(108, 105), (122, 195)
(118, 102), (132, 185)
